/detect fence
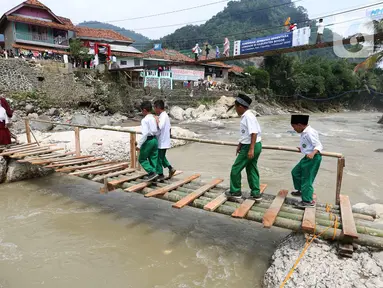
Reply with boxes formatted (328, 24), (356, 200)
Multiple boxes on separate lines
(24, 118), (345, 205)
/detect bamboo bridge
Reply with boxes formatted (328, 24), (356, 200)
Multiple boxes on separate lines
(0, 119), (382, 256)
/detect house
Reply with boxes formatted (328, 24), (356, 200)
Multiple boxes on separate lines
(75, 26), (135, 65)
(0, 0), (75, 55)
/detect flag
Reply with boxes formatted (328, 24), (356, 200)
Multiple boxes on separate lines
(154, 44), (162, 51)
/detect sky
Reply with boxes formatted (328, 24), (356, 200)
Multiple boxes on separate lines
(1, 0), (381, 40)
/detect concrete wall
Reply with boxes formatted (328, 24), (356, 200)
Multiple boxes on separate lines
(4, 23), (14, 50)
(117, 57), (143, 68)
(14, 6), (53, 20)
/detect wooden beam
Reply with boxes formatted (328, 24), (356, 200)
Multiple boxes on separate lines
(339, 194), (359, 239)
(108, 172), (148, 186)
(336, 157), (345, 205)
(0, 144), (39, 154)
(92, 168), (135, 182)
(69, 163), (129, 176)
(75, 127), (81, 157)
(124, 171), (183, 193)
(100, 178), (115, 194)
(31, 155), (92, 165)
(18, 151), (76, 163)
(144, 174), (201, 198)
(302, 194), (317, 233)
(25, 119), (31, 144)
(0, 145), (47, 156)
(263, 190), (288, 228)
(11, 147), (64, 158)
(130, 133), (137, 169)
(172, 178), (224, 209)
(231, 184), (268, 218)
(56, 161), (117, 173)
(46, 157), (104, 169)
(203, 194), (227, 212)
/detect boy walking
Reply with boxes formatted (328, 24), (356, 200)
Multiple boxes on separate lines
(226, 93), (262, 202)
(290, 115), (323, 208)
(153, 100), (176, 181)
(136, 101), (159, 182)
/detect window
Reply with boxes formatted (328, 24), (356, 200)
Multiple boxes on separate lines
(134, 59), (141, 66)
(120, 60), (127, 66)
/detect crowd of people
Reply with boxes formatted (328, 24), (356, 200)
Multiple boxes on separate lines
(0, 48), (64, 61)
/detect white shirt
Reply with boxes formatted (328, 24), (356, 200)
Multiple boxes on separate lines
(239, 110), (262, 144)
(112, 56), (117, 63)
(317, 22), (325, 34)
(137, 114), (158, 149)
(300, 126), (323, 155)
(0, 106), (9, 124)
(156, 111), (171, 149)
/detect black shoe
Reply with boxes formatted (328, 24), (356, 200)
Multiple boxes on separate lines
(291, 191), (302, 197)
(225, 190), (243, 200)
(168, 167), (176, 178)
(157, 174), (165, 182)
(147, 172), (159, 182)
(248, 194), (262, 203)
(294, 201), (316, 209)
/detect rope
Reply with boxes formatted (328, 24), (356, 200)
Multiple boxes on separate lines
(279, 203), (338, 288)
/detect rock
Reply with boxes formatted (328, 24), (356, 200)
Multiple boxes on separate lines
(47, 108), (60, 117)
(31, 115), (54, 131)
(216, 96), (235, 108)
(198, 109), (218, 121)
(169, 106), (185, 121)
(264, 232), (383, 288)
(71, 114), (91, 126)
(378, 115), (383, 124)
(191, 105), (206, 119)
(184, 108), (195, 120)
(28, 113), (39, 119)
(99, 105), (106, 112)
(0, 156), (7, 183)
(5, 160), (53, 183)
(353, 203), (377, 217)
(25, 104), (35, 114)
(370, 204), (383, 218)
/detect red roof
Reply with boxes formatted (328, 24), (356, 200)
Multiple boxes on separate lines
(229, 65), (244, 73)
(6, 15), (74, 31)
(23, 0), (47, 8)
(75, 26), (134, 43)
(204, 61), (232, 69)
(13, 43), (68, 54)
(145, 49), (193, 62)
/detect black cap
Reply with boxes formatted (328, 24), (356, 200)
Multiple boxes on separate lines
(235, 92), (252, 108)
(291, 115), (309, 125)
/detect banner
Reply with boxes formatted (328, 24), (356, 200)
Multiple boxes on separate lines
(154, 43), (162, 51)
(234, 27), (310, 56)
(172, 68), (204, 81)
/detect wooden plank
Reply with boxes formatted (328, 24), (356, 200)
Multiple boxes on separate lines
(100, 178), (115, 194)
(0, 144), (39, 154)
(25, 119), (31, 144)
(92, 168), (136, 182)
(231, 184), (268, 218)
(203, 194), (227, 212)
(144, 174), (201, 198)
(0, 145), (44, 156)
(75, 127), (81, 157)
(108, 172), (148, 186)
(18, 151), (76, 163)
(124, 171), (183, 193)
(302, 194), (317, 233)
(172, 178), (224, 209)
(69, 163), (129, 176)
(46, 157), (104, 169)
(56, 161), (117, 173)
(32, 155), (92, 165)
(130, 133), (136, 169)
(339, 194), (358, 239)
(263, 190), (288, 228)
(11, 147), (64, 158)
(336, 157), (346, 205)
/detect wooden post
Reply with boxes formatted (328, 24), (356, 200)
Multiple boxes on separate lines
(130, 133), (136, 169)
(25, 119), (32, 144)
(74, 127), (81, 157)
(335, 157), (346, 205)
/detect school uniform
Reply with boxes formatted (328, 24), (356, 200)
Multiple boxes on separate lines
(291, 117), (323, 203)
(230, 108), (262, 197)
(0, 106), (11, 145)
(156, 111), (173, 175)
(137, 114), (158, 174)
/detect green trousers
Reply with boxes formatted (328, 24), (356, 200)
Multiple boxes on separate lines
(138, 138), (158, 174)
(157, 149), (171, 175)
(292, 154), (322, 202)
(230, 142), (262, 196)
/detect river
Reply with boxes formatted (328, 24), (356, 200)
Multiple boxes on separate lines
(0, 112), (382, 287)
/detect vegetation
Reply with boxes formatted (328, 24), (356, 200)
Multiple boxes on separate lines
(69, 39), (91, 62)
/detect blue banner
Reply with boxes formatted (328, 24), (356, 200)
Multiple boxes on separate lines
(240, 32), (293, 55)
(154, 43), (162, 51)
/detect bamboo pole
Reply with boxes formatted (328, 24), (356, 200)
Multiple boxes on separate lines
(130, 133), (136, 169)
(336, 157), (346, 205)
(25, 119), (32, 144)
(74, 127), (81, 157)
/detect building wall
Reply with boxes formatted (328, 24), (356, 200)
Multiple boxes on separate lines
(14, 22), (54, 44)
(117, 57), (143, 68)
(14, 6), (53, 20)
(4, 23), (15, 50)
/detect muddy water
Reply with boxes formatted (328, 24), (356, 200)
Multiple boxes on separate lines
(0, 113), (382, 288)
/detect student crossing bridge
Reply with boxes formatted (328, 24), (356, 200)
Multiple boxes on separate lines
(1, 119), (383, 254)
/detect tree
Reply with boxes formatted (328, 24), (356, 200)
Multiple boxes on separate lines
(69, 39), (90, 62)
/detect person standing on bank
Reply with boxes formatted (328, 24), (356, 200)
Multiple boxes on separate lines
(316, 18), (325, 44)
(153, 100), (177, 182)
(226, 93), (262, 202)
(136, 101), (159, 182)
(290, 115), (323, 208)
(0, 103), (11, 145)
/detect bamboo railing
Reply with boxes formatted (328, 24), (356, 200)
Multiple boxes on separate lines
(24, 118), (346, 204)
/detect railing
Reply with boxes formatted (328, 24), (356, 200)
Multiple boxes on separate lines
(24, 119), (345, 205)
(15, 32), (69, 46)
(144, 70), (173, 78)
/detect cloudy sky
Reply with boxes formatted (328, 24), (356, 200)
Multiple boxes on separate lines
(1, 0), (381, 39)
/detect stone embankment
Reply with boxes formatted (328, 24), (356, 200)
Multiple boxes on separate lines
(264, 203), (383, 288)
